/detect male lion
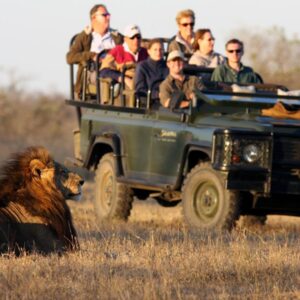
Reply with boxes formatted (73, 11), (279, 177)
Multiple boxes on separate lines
(0, 146), (84, 255)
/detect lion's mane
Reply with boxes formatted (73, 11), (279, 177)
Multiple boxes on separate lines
(0, 146), (83, 255)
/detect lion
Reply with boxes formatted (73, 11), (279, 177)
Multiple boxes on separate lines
(0, 146), (84, 255)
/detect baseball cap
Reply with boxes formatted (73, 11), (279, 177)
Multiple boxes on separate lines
(167, 50), (185, 62)
(123, 24), (141, 38)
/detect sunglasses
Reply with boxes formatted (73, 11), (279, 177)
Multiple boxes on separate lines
(180, 22), (194, 27)
(95, 12), (111, 18)
(227, 49), (242, 54)
(130, 34), (141, 40)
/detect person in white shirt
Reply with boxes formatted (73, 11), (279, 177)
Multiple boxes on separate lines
(66, 4), (123, 96)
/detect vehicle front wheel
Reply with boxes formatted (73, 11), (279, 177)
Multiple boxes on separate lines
(182, 162), (240, 231)
(94, 153), (133, 222)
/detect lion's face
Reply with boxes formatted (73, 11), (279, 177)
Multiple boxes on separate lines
(30, 159), (84, 201)
(53, 162), (84, 201)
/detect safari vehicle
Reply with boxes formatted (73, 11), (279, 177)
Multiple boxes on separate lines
(66, 48), (300, 231)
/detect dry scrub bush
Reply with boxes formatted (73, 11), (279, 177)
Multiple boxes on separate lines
(232, 26), (300, 89)
(0, 89), (77, 164)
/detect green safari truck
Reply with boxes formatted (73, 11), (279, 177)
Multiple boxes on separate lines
(66, 84), (300, 230)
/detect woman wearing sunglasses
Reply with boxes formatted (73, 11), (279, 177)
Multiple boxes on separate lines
(168, 9), (196, 58)
(211, 38), (263, 84)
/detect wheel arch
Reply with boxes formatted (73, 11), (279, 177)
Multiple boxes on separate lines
(185, 146), (211, 174)
(175, 145), (211, 189)
(85, 135), (124, 176)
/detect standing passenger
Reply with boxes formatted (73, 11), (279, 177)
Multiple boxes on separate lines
(66, 4), (122, 97)
(168, 9), (196, 58)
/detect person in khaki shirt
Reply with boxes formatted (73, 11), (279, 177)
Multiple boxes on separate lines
(159, 50), (204, 109)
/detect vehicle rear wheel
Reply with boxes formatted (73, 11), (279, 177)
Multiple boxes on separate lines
(94, 153), (133, 221)
(182, 162), (240, 231)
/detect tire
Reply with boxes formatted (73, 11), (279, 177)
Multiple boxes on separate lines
(94, 153), (133, 221)
(240, 215), (267, 227)
(182, 162), (240, 231)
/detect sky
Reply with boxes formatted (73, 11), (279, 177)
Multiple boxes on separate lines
(0, 0), (300, 96)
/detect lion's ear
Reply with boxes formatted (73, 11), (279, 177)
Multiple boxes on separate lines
(29, 159), (46, 178)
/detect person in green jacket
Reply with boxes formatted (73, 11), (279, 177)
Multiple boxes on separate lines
(211, 38), (262, 84)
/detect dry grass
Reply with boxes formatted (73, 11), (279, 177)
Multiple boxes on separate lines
(1, 180), (299, 300)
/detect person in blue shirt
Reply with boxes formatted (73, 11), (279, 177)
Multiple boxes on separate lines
(134, 38), (169, 107)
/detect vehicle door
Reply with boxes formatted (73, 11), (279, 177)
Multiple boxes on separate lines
(117, 110), (157, 182)
(149, 110), (191, 186)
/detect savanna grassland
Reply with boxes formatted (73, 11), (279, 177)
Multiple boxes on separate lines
(1, 180), (300, 300)
(0, 88), (300, 299)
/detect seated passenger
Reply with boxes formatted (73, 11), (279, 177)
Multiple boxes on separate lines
(189, 29), (225, 67)
(168, 9), (196, 57)
(159, 50), (205, 109)
(66, 4), (123, 98)
(100, 24), (148, 90)
(211, 38), (263, 84)
(134, 38), (169, 107)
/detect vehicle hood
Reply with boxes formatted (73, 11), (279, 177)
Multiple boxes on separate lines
(192, 91), (300, 134)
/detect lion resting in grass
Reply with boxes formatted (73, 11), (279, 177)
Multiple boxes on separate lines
(0, 146), (84, 255)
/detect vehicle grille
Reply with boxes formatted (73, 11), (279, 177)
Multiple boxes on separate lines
(273, 136), (300, 167)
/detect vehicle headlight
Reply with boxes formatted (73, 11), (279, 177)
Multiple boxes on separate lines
(242, 144), (261, 163)
(212, 130), (272, 170)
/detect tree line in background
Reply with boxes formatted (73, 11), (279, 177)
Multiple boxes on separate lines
(0, 26), (300, 164)
(236, 26), (300, 89)
(0, 90), (77, 165)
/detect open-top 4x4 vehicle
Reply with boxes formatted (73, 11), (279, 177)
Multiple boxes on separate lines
(66, 49), (300, 231)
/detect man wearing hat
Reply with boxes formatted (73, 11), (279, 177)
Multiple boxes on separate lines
(159, 50), (204, 108)
(100, 24), (148, 89)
